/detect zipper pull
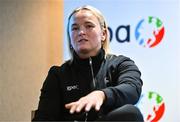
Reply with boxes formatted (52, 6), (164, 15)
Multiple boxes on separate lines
(85, 112), (88, 122)
(89, 57), (92, 65)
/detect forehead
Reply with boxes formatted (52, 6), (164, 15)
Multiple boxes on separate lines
(69, 10), (99, 24)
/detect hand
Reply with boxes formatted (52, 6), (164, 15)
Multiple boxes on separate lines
(65, 90), (105, 114)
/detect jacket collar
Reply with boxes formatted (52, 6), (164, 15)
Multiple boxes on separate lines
(72, 48), (105, 76)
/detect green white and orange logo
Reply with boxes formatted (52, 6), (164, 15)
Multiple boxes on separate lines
(137, 91), (165, 122)
(135, 16), (165, 48)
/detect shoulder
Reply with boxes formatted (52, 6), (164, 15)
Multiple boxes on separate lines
(105, 54), (140, 72)
(106, 53), (134, 64)
(48, 60), (72, 74)
(105, 54), (141, 75)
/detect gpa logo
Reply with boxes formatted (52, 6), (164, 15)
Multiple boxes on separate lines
(135, 16), (165, 48)
(66, 85), (79, 91)
(136, 91), (165, 122)
(108, 16), (165, 48)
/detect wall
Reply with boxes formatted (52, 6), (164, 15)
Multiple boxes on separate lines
(63, 0), (180, 122)
(0, 0), (63, 121)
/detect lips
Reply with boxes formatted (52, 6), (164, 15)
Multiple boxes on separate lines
(78, 39), (88, 42)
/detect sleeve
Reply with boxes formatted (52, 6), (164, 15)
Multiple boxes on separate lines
(101, 56), (143, 112)
(32, 66), (63, 121)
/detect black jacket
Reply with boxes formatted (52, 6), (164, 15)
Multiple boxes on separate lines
(33, 49), (143, 121)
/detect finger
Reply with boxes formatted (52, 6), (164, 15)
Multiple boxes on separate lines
(95, 102), (101, 111)
(69, 104), (77, 114)
(65, 102), (75, 109)
(76, 102), (86, 113)
(85, 102), (93, 112)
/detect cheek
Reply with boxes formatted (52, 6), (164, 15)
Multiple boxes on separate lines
(91, 32), (102, 42)
(70, 32), (77, 42)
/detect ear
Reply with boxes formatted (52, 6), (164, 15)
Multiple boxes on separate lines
(101, 29), (106, 42)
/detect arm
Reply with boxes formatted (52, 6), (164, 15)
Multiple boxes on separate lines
(101, 56), (143, 112)
(33, 66), (63, 121)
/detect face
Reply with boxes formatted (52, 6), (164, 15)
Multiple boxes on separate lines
(69, 10), (105, 59)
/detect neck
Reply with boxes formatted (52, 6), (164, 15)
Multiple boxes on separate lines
(76, 50), (100, 59)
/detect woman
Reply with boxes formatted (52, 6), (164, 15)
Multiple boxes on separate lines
(33, 5), (143, 121)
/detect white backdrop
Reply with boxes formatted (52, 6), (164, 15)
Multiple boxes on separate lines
(63, 0), (180, 121)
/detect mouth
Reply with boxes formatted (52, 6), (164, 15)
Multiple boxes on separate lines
(78, 39), (88, 42)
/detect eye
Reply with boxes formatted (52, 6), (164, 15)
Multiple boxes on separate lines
(71, 26), (79, 31)
(86, 24), (94, 29)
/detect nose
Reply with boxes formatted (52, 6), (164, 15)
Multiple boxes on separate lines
(78, 26), (86, 36)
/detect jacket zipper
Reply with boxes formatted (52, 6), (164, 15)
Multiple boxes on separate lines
(83, 57), (96, 122)
(89, 57), (96, 89)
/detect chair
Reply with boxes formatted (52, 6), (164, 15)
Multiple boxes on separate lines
(31, 110), (35, 121)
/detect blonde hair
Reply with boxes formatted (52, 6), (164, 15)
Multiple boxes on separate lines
(67, 5), (110, 58)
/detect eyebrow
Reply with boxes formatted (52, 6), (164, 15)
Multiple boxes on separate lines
(71, 21), (96, 27)
(71, 23), (78, 27)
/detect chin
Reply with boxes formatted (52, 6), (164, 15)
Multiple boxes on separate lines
(79, 49), (89, 53)
(77, 48), (89, 53)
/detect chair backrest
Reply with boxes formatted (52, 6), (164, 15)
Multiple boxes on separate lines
(31, 110), (35, 121)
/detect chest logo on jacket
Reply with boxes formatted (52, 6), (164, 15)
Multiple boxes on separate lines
(66, 85), (79, 91)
